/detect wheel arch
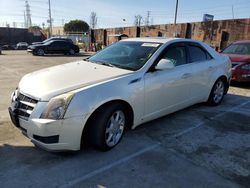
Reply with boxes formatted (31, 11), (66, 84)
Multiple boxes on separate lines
(215, 75), (229, 94)
(80, 99), (134, 148)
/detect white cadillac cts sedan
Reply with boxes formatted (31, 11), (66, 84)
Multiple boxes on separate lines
(9, 38), (231, 151)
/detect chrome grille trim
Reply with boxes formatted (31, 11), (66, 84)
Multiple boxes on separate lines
(19, 100), (36, 108)
(15, 92), (38, 120)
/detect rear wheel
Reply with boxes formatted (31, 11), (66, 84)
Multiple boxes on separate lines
(89, 103), (126, 151)
(207, 79), (225, 106)
(69, 49), (75, 55)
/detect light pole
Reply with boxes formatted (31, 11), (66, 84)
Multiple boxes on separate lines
(174, 0), (179, 37)
(48, 0), (52, 37)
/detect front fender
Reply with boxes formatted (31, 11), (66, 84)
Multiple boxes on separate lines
(64, 73), (144, 127)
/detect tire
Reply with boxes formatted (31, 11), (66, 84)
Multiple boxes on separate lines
(69, 49), (75, 55)
(37, 49), (45, 56)
(207, 78), (226, 106)
(89, 103), (127, 151)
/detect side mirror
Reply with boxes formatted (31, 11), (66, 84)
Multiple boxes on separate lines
(155, 59), (175, 70)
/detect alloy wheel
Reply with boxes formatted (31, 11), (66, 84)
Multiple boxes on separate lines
(105, 110), (125, 147)
(213, 80), (224, 104)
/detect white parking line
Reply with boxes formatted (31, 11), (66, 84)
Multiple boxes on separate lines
(60, 100), (250, 187)
(60, 143), (160, 188)
(171, 100), (250, 138)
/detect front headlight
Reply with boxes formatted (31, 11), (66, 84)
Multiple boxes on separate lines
(40, 92), (74, 120)
(241, 64), (250, 70)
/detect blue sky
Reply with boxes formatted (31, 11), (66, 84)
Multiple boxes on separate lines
(0, 0), (250, 28)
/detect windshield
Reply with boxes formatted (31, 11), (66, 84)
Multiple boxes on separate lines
(43, 40), (54, 45)
(88, 41), (161, 71)
(223, 43), (250, 55)
(43, 38), (51, 43)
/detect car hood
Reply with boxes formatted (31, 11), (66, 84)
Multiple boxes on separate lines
(224, 53), (250, 63)
(19, 61), (133, 101)
(32, 42), (44, 45)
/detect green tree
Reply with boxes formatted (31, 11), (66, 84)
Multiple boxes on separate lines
(29, 26), (42, 31)
(64, 20), (89, 33)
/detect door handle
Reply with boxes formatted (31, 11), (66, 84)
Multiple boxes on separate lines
(181, 73), (192, 79)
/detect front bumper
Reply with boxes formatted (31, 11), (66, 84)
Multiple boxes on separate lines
(232, 69), (250, 82)
(27, 49), (34, 54)
(9, 107), (86, 151)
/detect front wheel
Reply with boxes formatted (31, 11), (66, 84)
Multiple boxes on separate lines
(207, 79), (225, 106)
(37, 49), (45, 56)
(89, 103), (126, 151)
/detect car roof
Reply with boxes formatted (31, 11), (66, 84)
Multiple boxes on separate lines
(122, 37), (202, 44)
(122, 37), (176, 44)
(50, 37), (70, 40)
(233, 40), (250, 44)
(49, 40), (69, 42)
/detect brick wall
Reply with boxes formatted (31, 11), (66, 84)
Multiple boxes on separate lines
(93, 18), (250, 50)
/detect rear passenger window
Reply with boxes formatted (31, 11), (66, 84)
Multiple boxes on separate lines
(189, 46), (211, 63)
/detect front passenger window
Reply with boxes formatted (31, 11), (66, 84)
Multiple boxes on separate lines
(51, 42), (58, 47)
(162, 46), (187, 66)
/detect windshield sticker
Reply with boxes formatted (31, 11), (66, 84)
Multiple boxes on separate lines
(142, 43), (160, 47)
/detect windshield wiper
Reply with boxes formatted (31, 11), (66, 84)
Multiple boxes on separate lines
(100, 62), (117, 68)
(87, 60), (133, 70)
(90, 60), (117, 68)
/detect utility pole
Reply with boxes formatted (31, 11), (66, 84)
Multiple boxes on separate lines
(174, 0), (179, 37)
(25, 0), (32, 28)
(48, 0), (52, 37)
(145, 11), (150, 26)
(24, 11), (27, 28)
(134, 15), (143, 27)
(231, 5), (235, 42)
(232, 5), (235, 20)
(90, 12), (98, 29)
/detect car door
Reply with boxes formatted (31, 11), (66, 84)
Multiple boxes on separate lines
(47, 41), (59, 53)
(186, 43), (214, 102)
(143, 43), (193, 122)
(59, 41), (70, 53)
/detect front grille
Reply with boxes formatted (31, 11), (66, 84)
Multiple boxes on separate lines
(15, 93), (38, 120)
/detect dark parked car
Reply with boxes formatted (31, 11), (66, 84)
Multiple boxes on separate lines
(28, 40), (79, 56)
(222, 40), (250, 82)
(32, 37), (73, 45)
(1, 44), (16, 50)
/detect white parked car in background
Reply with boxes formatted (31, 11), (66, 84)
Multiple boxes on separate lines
(16, 42), (29, 50)
(9, 38), (231, 152)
